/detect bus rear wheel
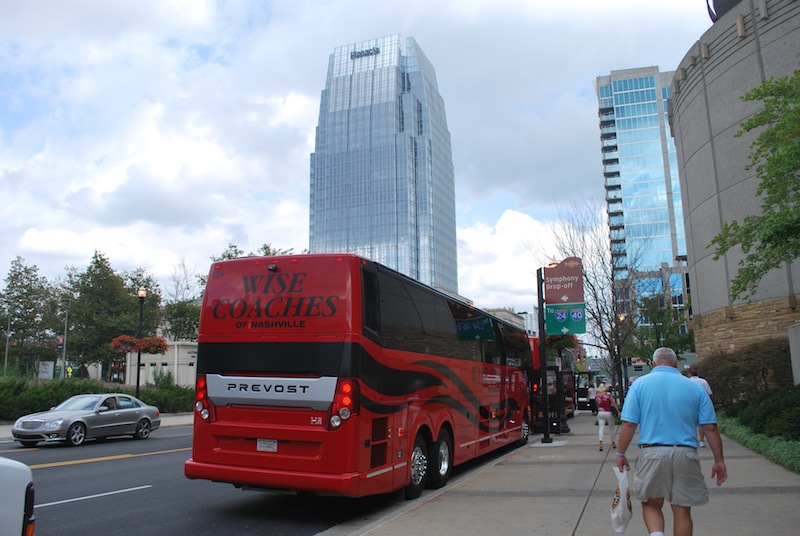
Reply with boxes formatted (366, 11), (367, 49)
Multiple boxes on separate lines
(404, 434), (428, 500)
(426, 430), (452, 489)
(516, 411), (530, 446)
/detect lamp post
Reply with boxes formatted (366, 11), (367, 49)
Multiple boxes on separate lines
(61, 300), (70, 379)
(617, 313), (627, 399)
(3, 313), (10, 374)
(135, 287), (146, 398)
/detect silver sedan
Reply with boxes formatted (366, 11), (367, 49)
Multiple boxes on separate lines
(12, 393), (161, 447)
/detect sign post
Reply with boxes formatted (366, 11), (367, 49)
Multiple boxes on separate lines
(536, 267), (552, 443)
(542, 257), (586, 435)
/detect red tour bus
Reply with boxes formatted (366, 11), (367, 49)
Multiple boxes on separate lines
(184, 254), (533, 499)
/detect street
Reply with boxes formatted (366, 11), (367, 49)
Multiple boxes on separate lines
(0, 426), (404, 536)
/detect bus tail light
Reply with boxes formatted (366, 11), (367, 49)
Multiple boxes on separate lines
(328, 378), (359, 429)
(194, 374), (217, 423)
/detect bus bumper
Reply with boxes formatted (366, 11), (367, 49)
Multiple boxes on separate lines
(184, 458), (366, 497)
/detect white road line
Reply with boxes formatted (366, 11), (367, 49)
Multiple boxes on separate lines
(35, 485), (153, 508)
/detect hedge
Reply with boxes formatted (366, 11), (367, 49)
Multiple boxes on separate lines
(0, 376), (194, 421)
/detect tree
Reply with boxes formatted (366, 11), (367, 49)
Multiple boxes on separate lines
(535, 199), (642, 400)
(163, 300), (200, 341)
(122, 266), (163, 336)
(197, 242), (296, 287)
(545, 334), (579, 353)
(160, 258), (201, 342)
(66, 251), (161, 380)
(710, 68), (800, 300)
(165, 258), (200, 303)
(256, 243), (294, 257)
(2, 257), (62, 376)
(213, 242), (249, 261)
(624, 273), (694, 368)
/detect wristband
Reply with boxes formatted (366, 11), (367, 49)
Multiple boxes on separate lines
(615, 452), (626, 457)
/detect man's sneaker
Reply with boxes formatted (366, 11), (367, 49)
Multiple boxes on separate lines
(699, 441), (706, 448)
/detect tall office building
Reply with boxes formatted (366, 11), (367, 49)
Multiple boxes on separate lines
(595, 67), (687, 313)
(309, 35), (458, 293)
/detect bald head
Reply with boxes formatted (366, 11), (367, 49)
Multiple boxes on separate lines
(653, 347), (678, 367)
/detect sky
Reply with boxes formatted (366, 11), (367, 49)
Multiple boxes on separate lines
(0, 0), (713, 313)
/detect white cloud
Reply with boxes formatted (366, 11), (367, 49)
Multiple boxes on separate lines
(458, 210), (558, 312)
(0, 0), (712, 310)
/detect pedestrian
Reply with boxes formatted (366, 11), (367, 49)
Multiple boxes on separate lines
(588, 382), (598, 415)
(595, 383), (620, 451)
(615, 347), (727, 536)
(687, 368), (713, 447)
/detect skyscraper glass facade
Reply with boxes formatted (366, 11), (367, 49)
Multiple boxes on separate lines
(310, 35), (458, 293)
(596, 67), (686, 309)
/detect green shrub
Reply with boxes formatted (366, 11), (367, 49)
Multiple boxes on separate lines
(137, 384), (194, 414)
(700, 338), (792, 409)
(718, 414), (800, 474)
(0, 376), (194, 421)
(151, 370), (174, 389)
(0, 377), (29, 419)
(764, 407), (800, 441)
(732, 385), (800, 441)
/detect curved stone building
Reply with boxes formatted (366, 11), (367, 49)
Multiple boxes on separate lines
(668, 0), (800, 357)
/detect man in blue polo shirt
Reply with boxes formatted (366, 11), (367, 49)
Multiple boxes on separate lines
(615, 347), (727, 536)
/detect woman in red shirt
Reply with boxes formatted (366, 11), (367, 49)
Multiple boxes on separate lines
(595, 384), (621, 451)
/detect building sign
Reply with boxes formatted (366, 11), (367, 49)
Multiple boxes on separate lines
(36, 361), (54, 380)
(350, 47), (380, 60)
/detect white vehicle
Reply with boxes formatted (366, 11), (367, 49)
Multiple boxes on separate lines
(0, 456), (36, 536)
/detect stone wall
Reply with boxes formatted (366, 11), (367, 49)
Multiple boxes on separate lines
(693, 295), (799, 357)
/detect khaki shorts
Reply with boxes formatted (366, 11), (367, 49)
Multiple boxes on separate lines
(633, 446), (709, 507)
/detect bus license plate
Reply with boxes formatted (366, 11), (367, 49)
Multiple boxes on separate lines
(257, 438), (278, 452)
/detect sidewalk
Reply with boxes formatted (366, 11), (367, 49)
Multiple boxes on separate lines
(323, 411), (800, 536)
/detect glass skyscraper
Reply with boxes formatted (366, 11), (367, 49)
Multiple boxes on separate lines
(595, 67), (687, 311)
(309, 35), (458, 293)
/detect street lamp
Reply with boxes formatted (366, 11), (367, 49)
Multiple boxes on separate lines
(61, 300), (70, 379)
(3, 313), (10, 374)
(617, 313), (627, 397)
(135, 287), (146, 398)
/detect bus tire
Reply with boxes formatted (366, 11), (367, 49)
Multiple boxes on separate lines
(516, 410), (530, 447)
(404, 434), (428, 500)
(426, 429), (452, 489)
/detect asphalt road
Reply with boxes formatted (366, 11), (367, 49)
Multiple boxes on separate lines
(0, 425), (404, 536)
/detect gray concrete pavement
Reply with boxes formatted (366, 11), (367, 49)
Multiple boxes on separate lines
(324, 412), (800, 536)
(4, 412), (800, 535)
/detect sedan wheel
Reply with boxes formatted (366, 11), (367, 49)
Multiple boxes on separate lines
(67, 422), (87, 447)
(133, 419), (151, 440)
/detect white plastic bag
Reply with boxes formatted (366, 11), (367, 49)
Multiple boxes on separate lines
(611, 466), (632, 533)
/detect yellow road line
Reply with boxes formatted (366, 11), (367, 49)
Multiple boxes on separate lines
(29, 447), (191, 469)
